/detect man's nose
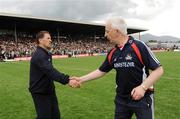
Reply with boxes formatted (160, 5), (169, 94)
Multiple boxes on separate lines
(104, 32), (107, 37)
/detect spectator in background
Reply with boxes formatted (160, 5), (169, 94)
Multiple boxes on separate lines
(0, 33), (114, 59)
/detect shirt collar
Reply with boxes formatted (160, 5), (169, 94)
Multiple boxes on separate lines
(115, 36), (134, 48)
(127, 36), (134, 45)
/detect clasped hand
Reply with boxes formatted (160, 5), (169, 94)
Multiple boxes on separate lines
(68, 77), (82, 88)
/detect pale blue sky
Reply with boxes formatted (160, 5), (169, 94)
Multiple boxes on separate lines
(0, 0), (179, 37)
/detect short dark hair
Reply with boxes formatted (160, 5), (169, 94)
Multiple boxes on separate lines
(36, 31), (50, 44)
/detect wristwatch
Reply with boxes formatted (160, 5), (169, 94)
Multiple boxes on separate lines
(141, 84), (147, 91)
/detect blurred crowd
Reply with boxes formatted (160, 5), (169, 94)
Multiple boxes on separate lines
(0, 34), (113, 60)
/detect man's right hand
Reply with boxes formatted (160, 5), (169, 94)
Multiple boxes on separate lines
(68, 77), (81, 88)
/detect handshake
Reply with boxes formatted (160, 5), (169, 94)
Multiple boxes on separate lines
(68, 77), (82, 88)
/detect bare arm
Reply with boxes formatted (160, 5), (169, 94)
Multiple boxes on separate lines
(141, 66), (164, 89)
(79, 69), (107, 83)
(131, 66), (164, 100)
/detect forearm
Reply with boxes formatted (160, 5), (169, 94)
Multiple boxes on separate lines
(141, 66), (164, 89)
(80, 69), (106, 83)
(46, 68), (70, 85)
(36, 57), (70, 85)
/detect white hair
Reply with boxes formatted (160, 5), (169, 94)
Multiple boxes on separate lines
(106, 17), (127, 35)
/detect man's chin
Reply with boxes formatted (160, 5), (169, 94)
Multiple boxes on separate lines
(109, 40), (116, 44)
(48, 47), (52, 50)
(47, 46), (52, 50)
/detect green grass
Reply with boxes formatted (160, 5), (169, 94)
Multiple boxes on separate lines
(0, 51), (180, 119)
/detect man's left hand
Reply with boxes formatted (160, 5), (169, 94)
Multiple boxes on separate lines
(131, 85), (146, 100)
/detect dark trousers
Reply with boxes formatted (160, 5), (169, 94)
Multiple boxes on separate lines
(114, 94), (154, 119)
(31, 93), (60, 119)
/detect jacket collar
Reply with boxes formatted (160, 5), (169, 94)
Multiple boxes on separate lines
(37, 46), (52, 55)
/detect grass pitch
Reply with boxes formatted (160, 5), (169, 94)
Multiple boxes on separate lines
(0, 51), (180, 119)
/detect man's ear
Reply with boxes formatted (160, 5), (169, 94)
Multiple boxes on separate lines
(38, 38), (42, 44)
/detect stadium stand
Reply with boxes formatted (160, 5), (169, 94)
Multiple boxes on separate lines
(0, 13), (147, 61)
(0, 33), (113, 60)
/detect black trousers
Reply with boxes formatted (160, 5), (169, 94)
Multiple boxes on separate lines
(114, 94), (154, 119)
(31, 93), (60, 119)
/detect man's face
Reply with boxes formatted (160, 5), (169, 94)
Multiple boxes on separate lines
(39, 33), (52, 50)
(105, 24), (118, 44)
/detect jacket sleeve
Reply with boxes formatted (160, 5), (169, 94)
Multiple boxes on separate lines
(33, 56), (70, 85)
